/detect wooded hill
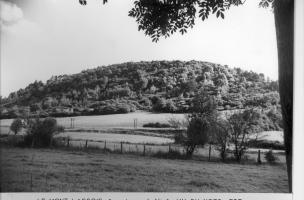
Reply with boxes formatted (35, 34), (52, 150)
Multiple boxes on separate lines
(0, 60), (281, 130)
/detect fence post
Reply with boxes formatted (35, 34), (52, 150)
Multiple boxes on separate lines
(208, 144), (212, 161)
(30, 173), (33, 192)
(121, 142), (123, 154)
(85, 140), (88, 149)
(104, 141), (107, 150)
(67, 138), (70, 148)
(143, 144), (146, 156)
(257, 149), (262, 164)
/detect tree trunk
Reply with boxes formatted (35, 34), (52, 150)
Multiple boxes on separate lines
(274, 0), (294, 193)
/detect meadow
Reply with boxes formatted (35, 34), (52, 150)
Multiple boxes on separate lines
(0, 112), (185, 130)
(0, 146), (288, 192)
(0, 112), (283, 144)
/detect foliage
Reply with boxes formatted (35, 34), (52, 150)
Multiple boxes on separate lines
(212, 119), (231, 161)
(10, 118), (23, 135)
(264, 149), (279, 164)
(1, 60), (281, 133)
(228, 109), (263, 162)
(23, 118), (64, 148)
(152, 149), (187, 160)
(143, 122), (171, 128)
(179, 92), (218, 156)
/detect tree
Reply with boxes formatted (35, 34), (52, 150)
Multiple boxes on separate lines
(212, 118), (231, 161)
(25, 118), (64, 147)
(80, 0), (293, 191)
(10, 118), (23, 135)
(183, 116), (209, 156)
(228, 109), (262, 162)
(181, 90), (218, 156)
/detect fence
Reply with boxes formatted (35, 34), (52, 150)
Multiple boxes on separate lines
(53, 137), (282, 163)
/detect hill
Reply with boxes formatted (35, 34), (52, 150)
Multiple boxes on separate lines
(0, 60), (281, 130)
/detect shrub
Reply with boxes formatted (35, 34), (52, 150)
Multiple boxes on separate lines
(10, 118), (23, 135)
(143, 122), (171, 128)
(152, 149), (186, 159)
(264, 150), (279, 164)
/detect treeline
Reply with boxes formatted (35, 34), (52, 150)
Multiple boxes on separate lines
(0, 60), (281, 130)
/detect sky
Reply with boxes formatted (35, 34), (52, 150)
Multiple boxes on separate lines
(0, 0), (278, 97)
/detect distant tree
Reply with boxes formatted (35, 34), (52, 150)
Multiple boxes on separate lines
(10, 118), (23, 135)
(180, 79), (198, 95)
(30, 103), (41, 113)
(165, 99), (177, 112)
(152, 96), (167, 112)
(133, 70), (148, 96)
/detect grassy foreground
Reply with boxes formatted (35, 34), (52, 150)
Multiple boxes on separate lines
(0, 146), (288, 192)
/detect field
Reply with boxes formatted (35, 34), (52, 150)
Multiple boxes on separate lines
(0, 146), (288, 192)
(0, 112), (283, 144)
(0, 112), (185, 130)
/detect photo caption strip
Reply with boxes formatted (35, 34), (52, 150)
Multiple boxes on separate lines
(0, 193), (292, 200)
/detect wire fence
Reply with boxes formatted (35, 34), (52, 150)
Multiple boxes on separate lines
(53, 137), (284, 163)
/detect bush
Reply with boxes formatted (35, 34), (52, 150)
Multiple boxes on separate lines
(143, 122), (171, 128)
(152, 149), (186, 159)
(10, 118), (23, 135)
(264, 150), (279, 164)
(23, 118), (64, 148)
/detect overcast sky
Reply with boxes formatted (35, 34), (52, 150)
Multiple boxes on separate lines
(0, 0), (278, 97)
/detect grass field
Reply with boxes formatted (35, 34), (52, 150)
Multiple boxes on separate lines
(0, 146), (289, 192)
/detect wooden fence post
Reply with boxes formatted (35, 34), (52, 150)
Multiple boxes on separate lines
(85, 140), (88, 149)
(208, 144), (212, 161)
(104, 141), (107, 150)
(257, 149), (262, 164)
(67, 138), (70, 148)
(30, 173), (33, 192)
(143, 144), (146, 156)
(121, 142), (123, 154)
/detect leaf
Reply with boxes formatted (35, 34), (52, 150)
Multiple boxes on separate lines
(216, 11), (220, 18)
(220, 13), (224, 19)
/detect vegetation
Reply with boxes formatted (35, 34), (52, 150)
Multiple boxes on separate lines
(152, 149), (186, 160)
(176, 91), (218, 157)
(142, 122), (171, 128)
(9, 118), (23, 135)
(265, 149), (279, 164)
(78, 0), (293, 191)
(22, 118), (64, 148)
(228, 109), (263, 162)
(0, 146), (288, 192)
(1, 61), (281, 131)
(212, 119), (230, 161)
